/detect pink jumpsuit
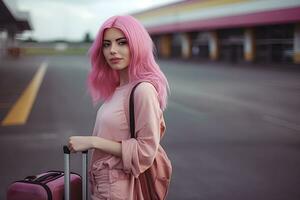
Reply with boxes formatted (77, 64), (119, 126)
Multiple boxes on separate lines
(89, 81), (166, 200)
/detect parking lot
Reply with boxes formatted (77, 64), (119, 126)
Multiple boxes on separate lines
(1, 55), (300, 200)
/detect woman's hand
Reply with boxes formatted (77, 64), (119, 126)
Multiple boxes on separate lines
(68, 136), (94, 153)
(68, 136), (122, 157)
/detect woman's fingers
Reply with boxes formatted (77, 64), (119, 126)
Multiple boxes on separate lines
(68, 140), (77, 153)
(68, 136), (90, 153)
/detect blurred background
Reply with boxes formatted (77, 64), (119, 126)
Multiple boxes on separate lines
(1, 0), (300, 199)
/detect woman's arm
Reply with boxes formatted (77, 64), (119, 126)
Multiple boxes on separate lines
(121, 82), (162, 177)
(68, 136), (122, 157)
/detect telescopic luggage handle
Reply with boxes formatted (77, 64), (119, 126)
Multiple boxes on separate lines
(63, 145), (88, 200)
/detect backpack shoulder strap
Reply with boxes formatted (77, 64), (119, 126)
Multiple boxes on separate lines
(129, 82), (144, 138)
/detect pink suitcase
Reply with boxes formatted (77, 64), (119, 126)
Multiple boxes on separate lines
(7, 146), (88, 200)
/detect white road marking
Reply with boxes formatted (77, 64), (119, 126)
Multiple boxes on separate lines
(262, 115), (300, 132)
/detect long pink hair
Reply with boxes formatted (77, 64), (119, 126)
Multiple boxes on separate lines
(88, 15), (170, 110)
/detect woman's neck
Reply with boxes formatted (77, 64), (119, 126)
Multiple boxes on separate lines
(118, 67), (129, 86)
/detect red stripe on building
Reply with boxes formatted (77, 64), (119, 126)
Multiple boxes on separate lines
(147, 6), (300, 34)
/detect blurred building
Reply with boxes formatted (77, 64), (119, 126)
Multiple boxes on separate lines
(0, 0), (32, 58)
(133, 0), (300, 64)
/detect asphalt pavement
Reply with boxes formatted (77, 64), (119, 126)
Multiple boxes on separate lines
(1, 55), (300, 200)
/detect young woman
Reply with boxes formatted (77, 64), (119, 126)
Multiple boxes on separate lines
(67, 15), (170, 199)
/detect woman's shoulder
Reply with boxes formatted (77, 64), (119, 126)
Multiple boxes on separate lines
(134, 81), (157, 97)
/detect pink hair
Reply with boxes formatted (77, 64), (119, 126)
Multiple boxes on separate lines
(88, 15), (170, 110)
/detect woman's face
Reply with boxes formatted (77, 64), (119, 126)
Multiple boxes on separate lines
(102, 28), (130, 71)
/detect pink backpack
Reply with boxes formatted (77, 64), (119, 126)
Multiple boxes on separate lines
(127, 81), (172, 200)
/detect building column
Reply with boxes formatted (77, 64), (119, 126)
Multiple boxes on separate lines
(7, 31), (16, 47)
(159, 34), (172, 58)
(244, 28), (255, 62)
(294, 23), (300, 64)
(180, 33), (192, 59)
(208, 31), (219, 60)
(7, 30), (20, 58)
(0, 31), (8, 58)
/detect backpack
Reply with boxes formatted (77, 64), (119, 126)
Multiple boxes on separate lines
(128, 81), (172, 200)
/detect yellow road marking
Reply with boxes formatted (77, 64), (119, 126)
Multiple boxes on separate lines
(1, 62), (48, 126)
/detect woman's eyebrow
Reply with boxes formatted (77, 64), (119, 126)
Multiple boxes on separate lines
(103, 37), (127, 42)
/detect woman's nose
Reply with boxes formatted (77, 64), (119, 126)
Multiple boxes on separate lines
(110, 43), (117, 54)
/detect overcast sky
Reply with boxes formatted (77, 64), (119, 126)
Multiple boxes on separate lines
(16, 0), (180, 41)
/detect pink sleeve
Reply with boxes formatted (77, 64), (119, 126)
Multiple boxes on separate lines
(121, 82), (161, 178)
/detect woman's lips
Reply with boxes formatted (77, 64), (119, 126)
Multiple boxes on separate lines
(110, 58), (122, 64)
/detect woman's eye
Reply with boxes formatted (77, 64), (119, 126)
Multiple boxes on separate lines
(119, 41), (127, 45)
(103, 43), (110, 48)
